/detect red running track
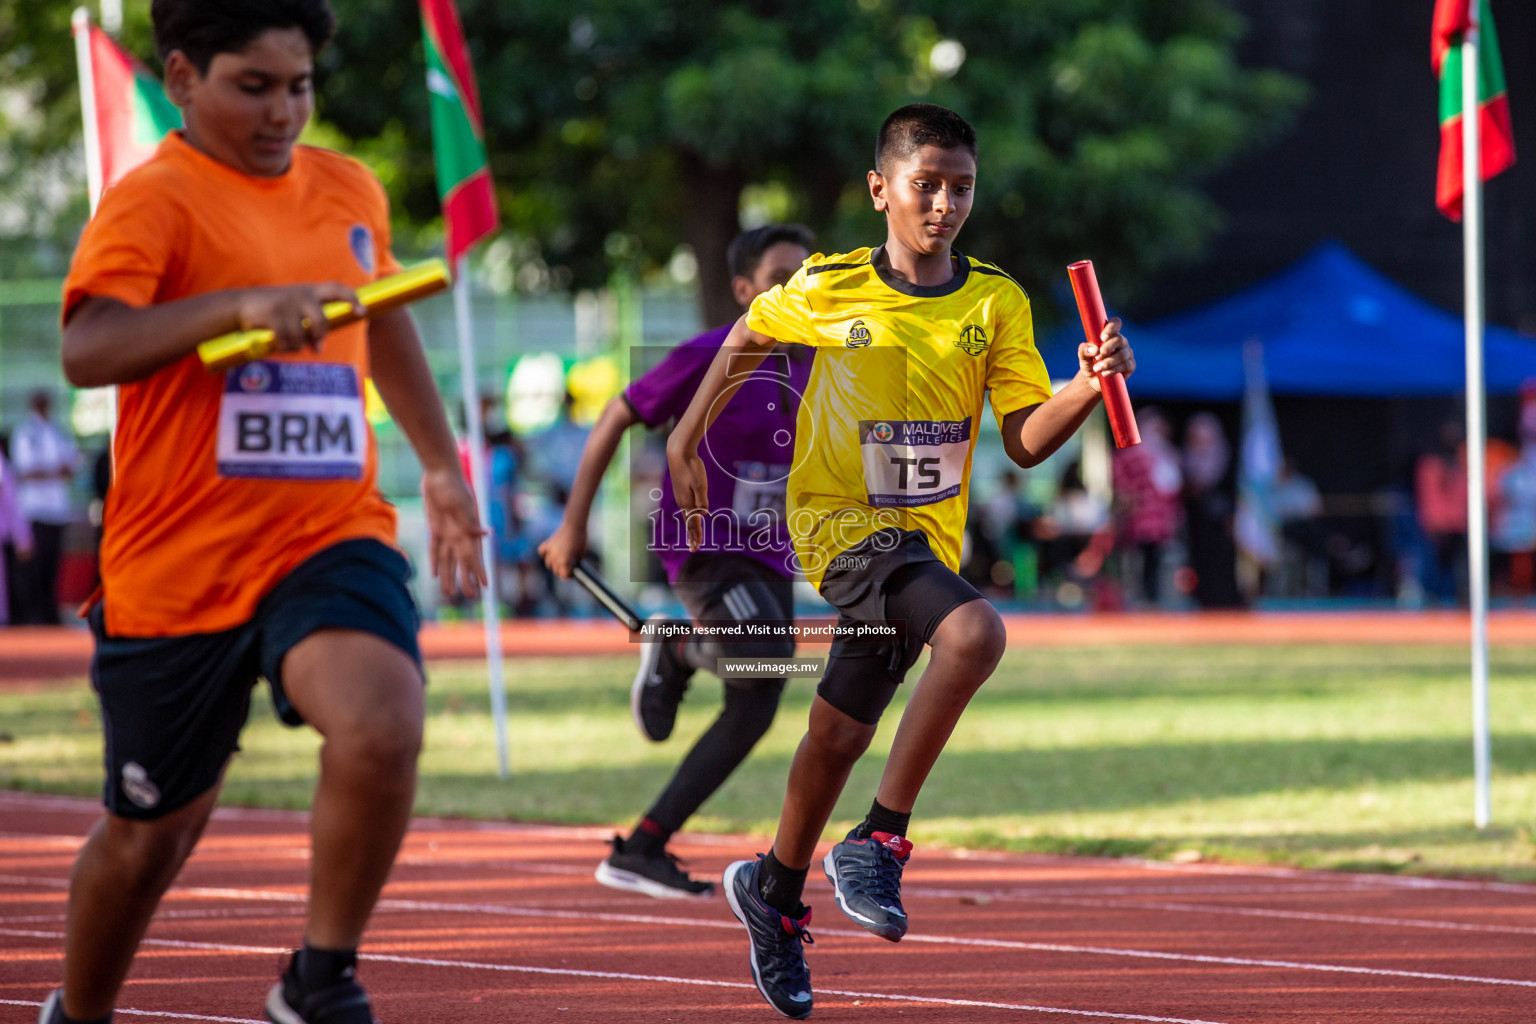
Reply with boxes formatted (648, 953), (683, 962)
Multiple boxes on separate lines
(2, 792), (1533, 1023)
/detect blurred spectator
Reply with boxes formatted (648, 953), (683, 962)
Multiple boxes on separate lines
(980, 469), (1044, 598)
(1182, 412), (1242, 607)
(1036, 460), (1112, 607)
(535, 391), (591, 506)
(1415, 420), (1467, 602)
(11, 391), (80, 624)
(0, 442), (34, 626)
(1112, 407), (1182, 605)
(1272, 457), (1326, 596)
(1493, 422), (1536, 595)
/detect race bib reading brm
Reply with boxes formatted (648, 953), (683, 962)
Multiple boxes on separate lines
(859, 419), (971, 508)
(216, 361), (366, 480)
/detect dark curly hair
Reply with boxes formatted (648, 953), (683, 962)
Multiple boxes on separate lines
(151, 0), (335, 73)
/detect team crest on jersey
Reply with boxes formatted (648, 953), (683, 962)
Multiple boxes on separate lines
(956, 324), (989, 356)
(845, 320), (872, 348)
(349, 224), (375, 274)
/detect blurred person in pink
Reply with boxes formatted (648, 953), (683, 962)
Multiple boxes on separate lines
(1112, 407), (1182, 605)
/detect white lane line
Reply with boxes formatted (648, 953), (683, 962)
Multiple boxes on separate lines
(4, 793), (1535, 897)
(0, 997), (263, 1023)
(3, 881), (1534, 989)
(0, 932), (1233, 1024)
(909, 889), (1536, 936)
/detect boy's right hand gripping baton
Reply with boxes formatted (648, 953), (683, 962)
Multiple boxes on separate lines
(1068, 260), (1140, 449)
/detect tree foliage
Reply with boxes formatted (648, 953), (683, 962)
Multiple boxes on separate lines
(1, 0), (1303, 324)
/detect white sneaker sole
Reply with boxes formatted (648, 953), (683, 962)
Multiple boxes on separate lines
(264, 982), (303, 1024)
(630, 613), (672, 741)
(594, 859), (713, 899)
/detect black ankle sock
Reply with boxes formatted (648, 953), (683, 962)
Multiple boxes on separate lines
(757, 851), (807, 915)
(294, 943), (359, 991)
(54, 999), (111, 1024)
(855, 798), (911, 839)
(626, 817), (669, 854)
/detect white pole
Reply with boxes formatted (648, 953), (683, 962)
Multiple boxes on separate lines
(454, 256), (511, 778)
(99, 0), (122, 35)
(1461, 10), (1491, 829)
(72, 7), (104, 215)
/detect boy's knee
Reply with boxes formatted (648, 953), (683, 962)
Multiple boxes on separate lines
(98, 813), (205, 892)
(330, 707), (422, 776)
(935, 600), (1007, 668)
(809, 703), (878, 762)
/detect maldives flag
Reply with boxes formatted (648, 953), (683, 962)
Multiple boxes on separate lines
(1433, 0), (1516, 220)
(72, 15), (180, 207)
(420, 0), (499, 262)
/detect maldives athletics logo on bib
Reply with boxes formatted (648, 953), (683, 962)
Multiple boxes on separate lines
(349, 224), (376, 274)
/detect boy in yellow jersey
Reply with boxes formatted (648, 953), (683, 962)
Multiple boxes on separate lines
(44, 3), (484, 1023)
(667, 104), (1134, 1018)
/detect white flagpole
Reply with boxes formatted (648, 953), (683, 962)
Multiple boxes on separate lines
(453, 256), (511, 777)
(1461, 3), (1491, 829)
(72, 7), (104, 215)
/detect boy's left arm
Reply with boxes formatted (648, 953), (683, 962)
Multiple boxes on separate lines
(368, 307), (488, 598)
(1001, 320), (1135, 468)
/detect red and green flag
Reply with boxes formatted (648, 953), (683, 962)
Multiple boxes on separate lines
(72, 12), (180, 209)
(420, 0), (499, 262)
(1433, 0), (1516, 220)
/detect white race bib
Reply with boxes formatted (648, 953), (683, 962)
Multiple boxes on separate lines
(859, 419), (970, 508)
(216, 361), (366, 480)
(731, 460), (790, 519)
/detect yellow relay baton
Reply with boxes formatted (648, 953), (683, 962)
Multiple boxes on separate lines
(198, 259), (452, 372)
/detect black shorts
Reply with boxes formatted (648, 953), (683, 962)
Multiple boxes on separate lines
(815, 529), (984, 724)
(675, 552), (796, 684)
(89, 538), (421, 821)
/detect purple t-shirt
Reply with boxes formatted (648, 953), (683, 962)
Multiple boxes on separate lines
(625, 324), (812, 583)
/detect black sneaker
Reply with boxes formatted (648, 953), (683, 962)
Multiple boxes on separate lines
(594, 834), (715, 899)
(36, 990), (61, 1024)
(723, 856), (814, 1020)
(265, 953), (378, 1024)
(823, 829), (912, 942)
(631, 614), (694, 741)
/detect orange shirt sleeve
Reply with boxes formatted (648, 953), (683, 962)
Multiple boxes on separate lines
(62, 175), (185, 323)
(363, 170), (403, 280)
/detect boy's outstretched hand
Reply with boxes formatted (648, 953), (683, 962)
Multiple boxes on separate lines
(1077, 317), (1135, 392)
(666, 443), (710, 552)
(422, 466), (489, 599)
(235, 282), (361, 353)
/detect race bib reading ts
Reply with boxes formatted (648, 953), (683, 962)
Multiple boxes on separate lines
(858, 419), (970, 508)
(217, 361), (366, 480)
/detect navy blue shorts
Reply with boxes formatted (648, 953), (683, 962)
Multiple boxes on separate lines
(88, 538), (421, 820)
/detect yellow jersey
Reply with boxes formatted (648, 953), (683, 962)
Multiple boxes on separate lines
(745, 246), (1053, 587)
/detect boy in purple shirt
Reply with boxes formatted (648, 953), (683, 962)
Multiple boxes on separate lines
(541, 225), (814, 897)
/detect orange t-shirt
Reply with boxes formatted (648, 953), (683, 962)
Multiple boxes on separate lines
(63, 132), (402, 637)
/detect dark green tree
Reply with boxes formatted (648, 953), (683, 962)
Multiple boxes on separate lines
(2, 0), (1303, 326)
(319, 0), (1302, 326)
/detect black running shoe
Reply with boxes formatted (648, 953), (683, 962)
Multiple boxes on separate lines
(723, 856), (814, 1019)
(823, 829), (912, 941)
(594, 834), (715, 899)
(631, 613), (694, 741)
(36, 990), (61, 1024)
(266, 953), (378, 1024)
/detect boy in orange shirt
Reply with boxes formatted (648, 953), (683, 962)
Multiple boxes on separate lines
(42, 2), (485, 1022)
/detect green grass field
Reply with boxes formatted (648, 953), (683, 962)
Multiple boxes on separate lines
(3, 643), (1534, 881)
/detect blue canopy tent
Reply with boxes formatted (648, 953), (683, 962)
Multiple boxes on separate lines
(1039, 242), (1536, 399)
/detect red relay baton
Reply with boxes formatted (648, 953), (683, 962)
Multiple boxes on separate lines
(1068, 260), (1140, 449)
